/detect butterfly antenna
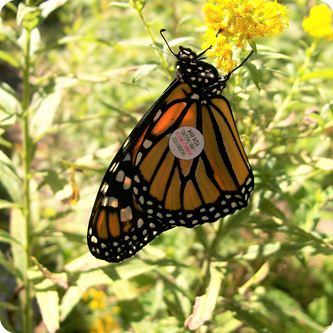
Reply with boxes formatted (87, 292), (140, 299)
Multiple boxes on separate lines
(159, 29), (177, 56)
(196, 45), (213, 60)
(230, 51), (254, 75)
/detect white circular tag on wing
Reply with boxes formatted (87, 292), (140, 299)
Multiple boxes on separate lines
(169, 126), (204, 160)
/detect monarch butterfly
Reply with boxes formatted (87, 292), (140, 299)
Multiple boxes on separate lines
(88, 30), (254, 263)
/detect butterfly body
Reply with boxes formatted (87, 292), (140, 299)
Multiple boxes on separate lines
(88, 45), (254, 262)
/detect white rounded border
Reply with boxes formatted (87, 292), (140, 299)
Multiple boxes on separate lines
(169, 126), (204, 160)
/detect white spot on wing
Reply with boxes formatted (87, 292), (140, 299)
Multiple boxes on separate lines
(135, 152), (142, 166)
(109, 197), (118, 208)
(101, 182), (109, 194)
(116, 170), (125, 182)
(137, 218), (144, 228)
(120, 206), (133, 222)
(143, 140), (152, 149)
(123, 176), (132, 190)
(154, 110), (162, 122)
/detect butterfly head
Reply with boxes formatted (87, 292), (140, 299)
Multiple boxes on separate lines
(175, 46), (226, 96)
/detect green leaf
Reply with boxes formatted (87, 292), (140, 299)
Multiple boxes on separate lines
(185, 262), (225, 330)
(315, 157), (333, 171)
(238, 261), (270, 295)
(109, 2), (132, 8)
(308, 296), (329, 326)
(132, 64), (157, 83)
(17, 4), (42, 31)
(259, 198), (287, 222)
(0, 248), (23, 279)
(249, 39), (257, 54)
(0, 82), (22, 115)
(0, 20), (18, 45)
(235, 241), (332, 260)
(0, 151), (22, 203)
(39, 0), (69, 19)
(246, 61), (260, 91)
(36, 291), (60, 333)
(32, 257), (68, 289)
(214, 311), (243, 332)
(256, 288), (326, 331)
(0, 51), (20, 69)
(37, 169), (68, 194)
(258, 51), (292, 60)
(10, 208), (26, 280)
(227, 299), (281, 333)
(60, 286), (87, 322)
(0, 200), (21, 210)
(0, 228), (23, 247)
(30, 89), (63, 139)
(302, 69), (333, 81)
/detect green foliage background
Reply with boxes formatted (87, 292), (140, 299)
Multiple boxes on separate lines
(0, 0), (333, 332)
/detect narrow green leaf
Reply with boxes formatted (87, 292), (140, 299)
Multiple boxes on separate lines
(0, 310), (16, 332)
(256, 288), (326, 331)
(228, 300), (281, 333)
(60, 286), (87, 322)
(214, 311), (243, 332)
(36, 291), (60, 333)
(249, 39), (257, 54)
(0, 51), (20, 69)
(0, 228), (23, 247)
(0, 249), (23, 279)
(0, 302), (20, 311)
(132, 64), (157, 83)
(259, 197), (287, 222)
(0, 199), (21, 210)
(109, 2), (132, 8)
(0, 151), (22, 203)
(239, 261), (270, 295)
(315, 157), (333, 171)
(246, 61), (260, 91)
(31, 257), (68, 289)
(258, 51), (292, 60)
(0, 20), (18, 45)
(30, 89), (63, 139)
(0, 82), (22, 115)
(302, 69), (333, 81)
(131, 320), (156, 333)
(39, 0), (69, 19)
(10, 208), (26, 279)
(185, 262), (226, 330)
(308, 296), (329, 326)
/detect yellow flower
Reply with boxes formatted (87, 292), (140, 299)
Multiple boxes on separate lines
(90, 314), (120, 333)
(203, 0), (289, 72)
(302, 4), (333, 41)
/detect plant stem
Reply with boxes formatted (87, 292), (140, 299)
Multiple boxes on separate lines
(201, 219), (225, 290)
(133, 2), (174, 80)
(21, 26), (33, 333)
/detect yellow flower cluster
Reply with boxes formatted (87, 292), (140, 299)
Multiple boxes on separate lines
(203, 0), (289, 72)
(82, 288), (107, 310)
(302, 4), (333, 41)
(90, 314), (120, 333)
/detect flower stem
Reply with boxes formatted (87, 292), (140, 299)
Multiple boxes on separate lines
(21, 26), (33, 333)
(132, 2), (174, 79)
(201, 219), (225, 290)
